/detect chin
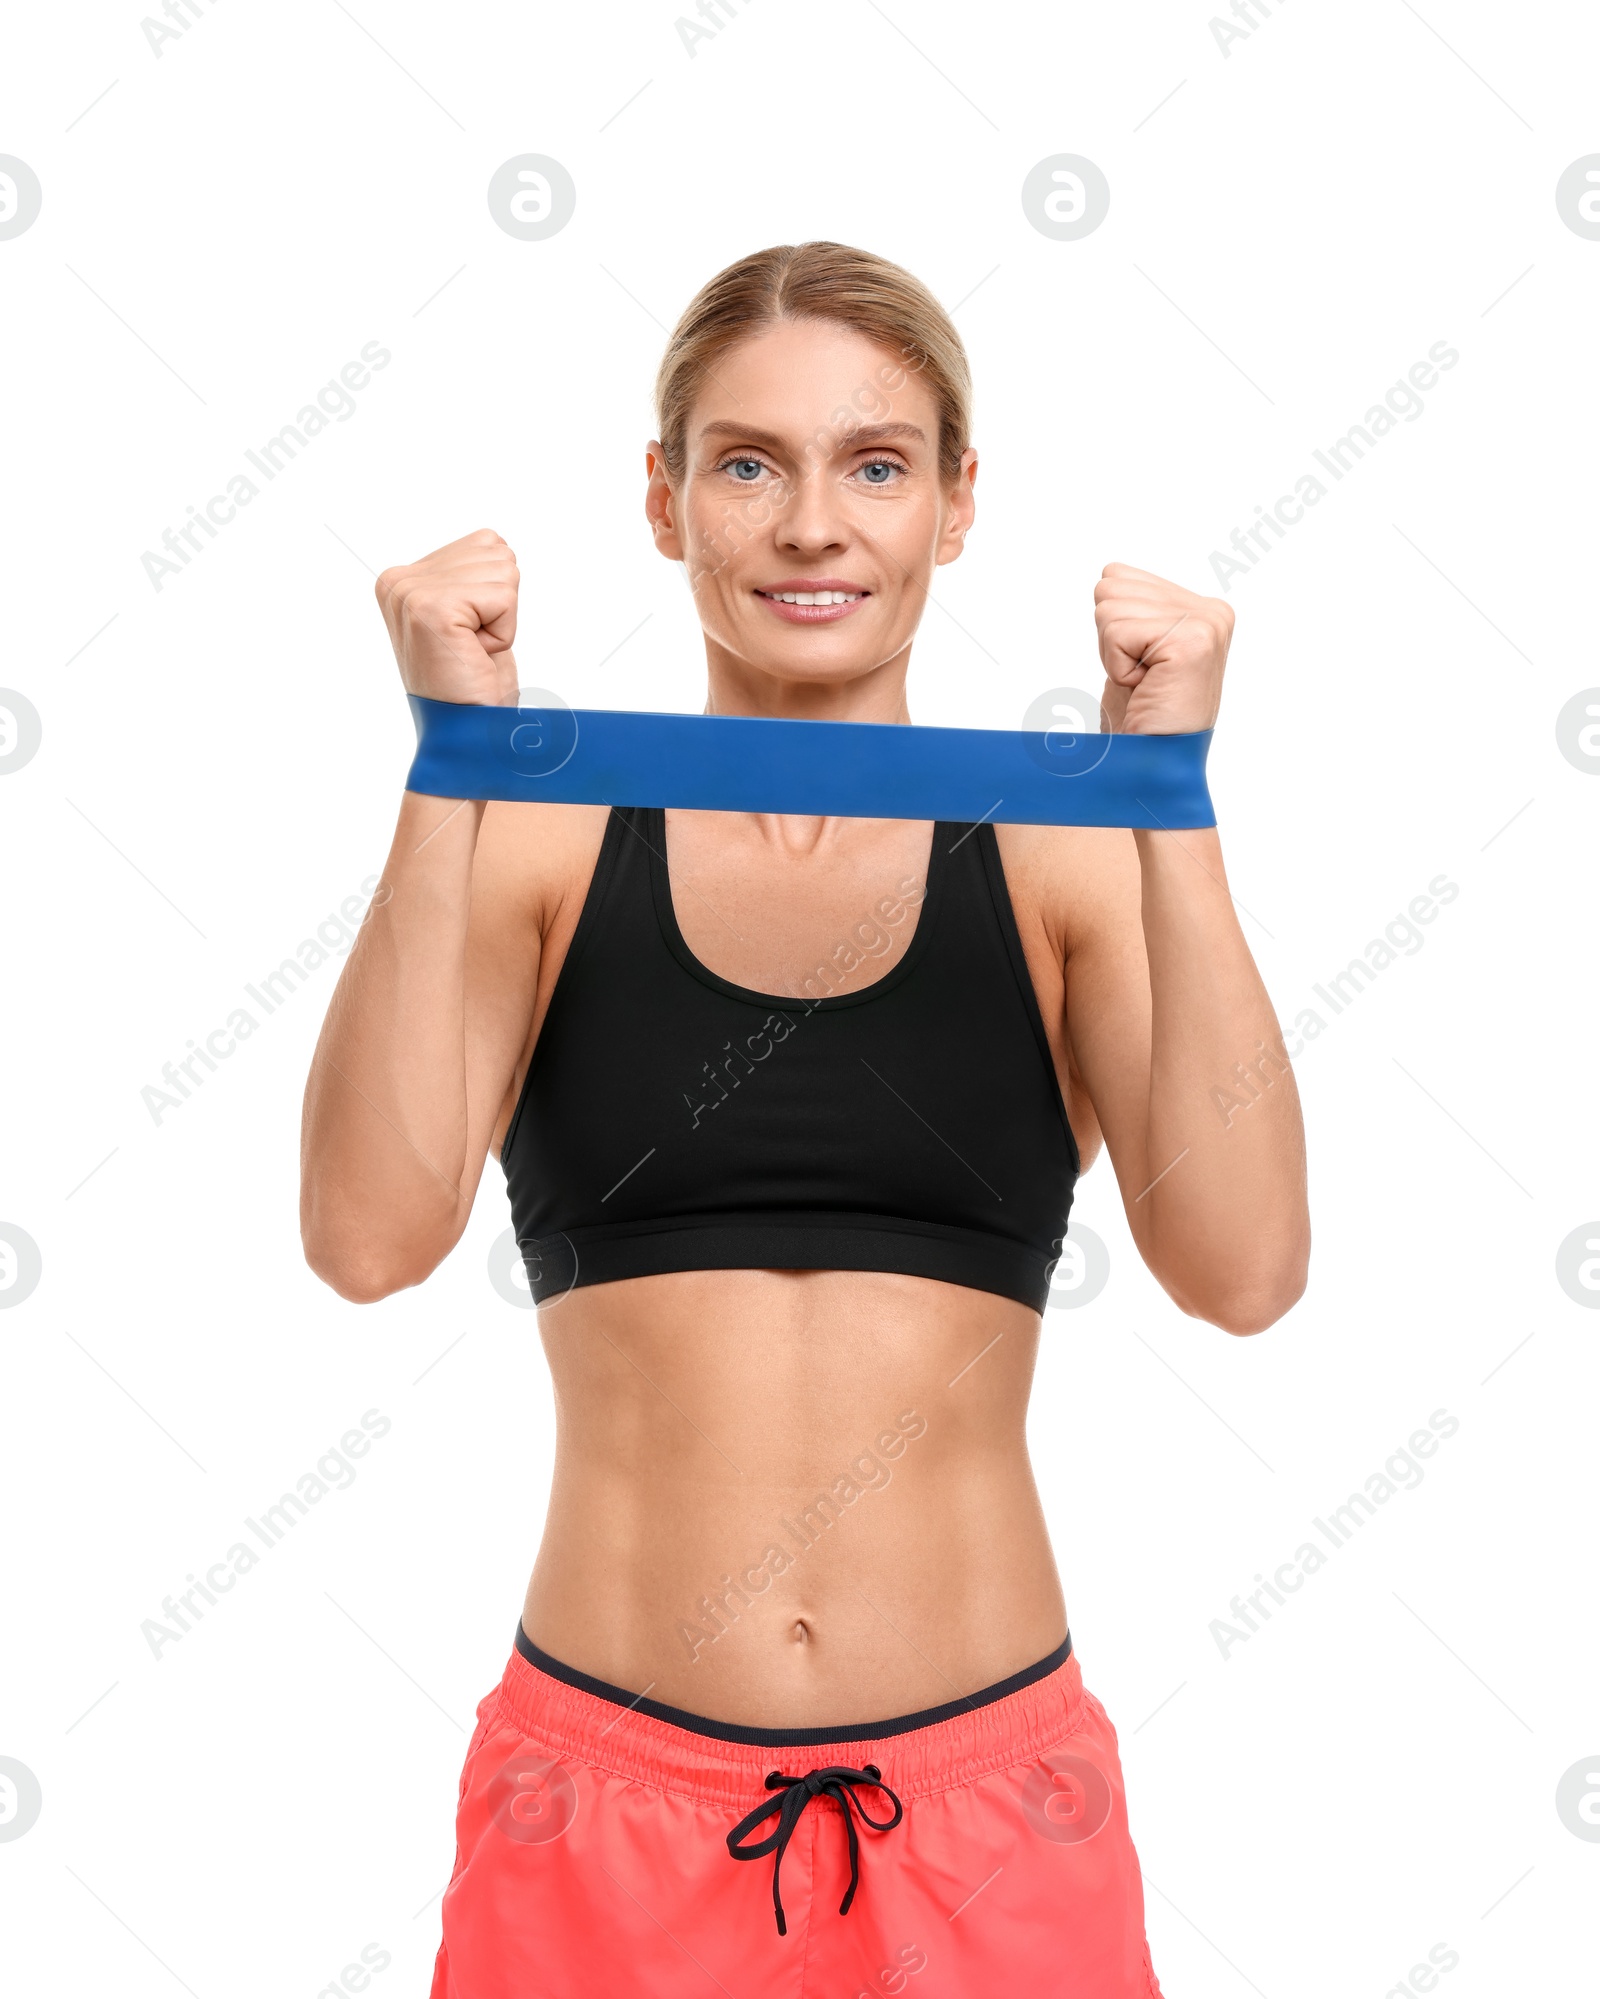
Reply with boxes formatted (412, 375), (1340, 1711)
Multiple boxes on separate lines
(741, 643), (887, 687)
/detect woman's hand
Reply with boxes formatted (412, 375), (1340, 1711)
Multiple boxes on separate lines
(375, 527), (521, 706)
(1093, 563), (1233, 735)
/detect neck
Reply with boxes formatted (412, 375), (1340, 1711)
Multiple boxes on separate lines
(701, 638), (914, 726)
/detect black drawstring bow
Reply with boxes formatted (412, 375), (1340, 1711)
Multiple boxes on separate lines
(726, 1764), (904, 1936)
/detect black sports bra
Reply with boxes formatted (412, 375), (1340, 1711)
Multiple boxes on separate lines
(500, 808), (1079, 1312)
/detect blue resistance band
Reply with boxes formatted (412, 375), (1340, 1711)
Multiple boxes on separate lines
(404, 696), (1216, 830)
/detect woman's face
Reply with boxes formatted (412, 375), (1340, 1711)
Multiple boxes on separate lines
(646, 318), (976, 697)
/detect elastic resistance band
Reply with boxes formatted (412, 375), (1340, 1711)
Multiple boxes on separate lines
(404, 696), (1216, 830)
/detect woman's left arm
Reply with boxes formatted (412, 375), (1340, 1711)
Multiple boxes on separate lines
(1061, 564), (1310, 1335)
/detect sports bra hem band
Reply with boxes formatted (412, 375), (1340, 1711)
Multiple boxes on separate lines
(519, 1215), (1059, 1313)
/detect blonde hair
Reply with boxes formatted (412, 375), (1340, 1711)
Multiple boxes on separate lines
(654, 241), (972, 483)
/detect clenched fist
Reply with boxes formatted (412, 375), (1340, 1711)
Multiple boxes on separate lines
(1094, 563), (1233, 735)
(375, 528), (521, 706)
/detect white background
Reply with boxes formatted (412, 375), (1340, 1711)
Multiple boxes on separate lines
(2, 1), (1598, 1993)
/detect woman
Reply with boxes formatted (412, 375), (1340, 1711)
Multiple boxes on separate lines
(301, 241), (1309, 1997)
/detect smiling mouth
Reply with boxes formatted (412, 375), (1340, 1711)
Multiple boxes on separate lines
(756, 588), (867, 605)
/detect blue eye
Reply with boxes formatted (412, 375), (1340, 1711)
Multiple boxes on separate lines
(727, 458), (763, 481)
(858, 460), (897, 484)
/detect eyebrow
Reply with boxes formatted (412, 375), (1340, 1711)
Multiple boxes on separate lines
(696, 419), (929, 452)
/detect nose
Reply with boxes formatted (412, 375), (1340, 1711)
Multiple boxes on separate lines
(776, 462), (849, 557)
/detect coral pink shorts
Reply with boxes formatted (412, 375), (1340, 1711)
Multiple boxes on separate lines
(430, 1629), (1163, 1997)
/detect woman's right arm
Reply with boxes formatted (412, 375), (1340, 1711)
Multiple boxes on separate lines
(299, 529), (541, 1302)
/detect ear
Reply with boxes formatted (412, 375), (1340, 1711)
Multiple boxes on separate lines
(934, 446), (978, 568)
(645, 442), (684, 562)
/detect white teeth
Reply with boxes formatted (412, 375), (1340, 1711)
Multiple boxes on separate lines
(770, 590), (860, 604)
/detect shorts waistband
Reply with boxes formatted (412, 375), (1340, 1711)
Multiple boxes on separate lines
(491, 1625), (1086, 1809)
(514, 1622), (1071, 1745)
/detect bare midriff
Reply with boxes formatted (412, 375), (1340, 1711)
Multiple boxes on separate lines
(519, 1264), (1067, 1728)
